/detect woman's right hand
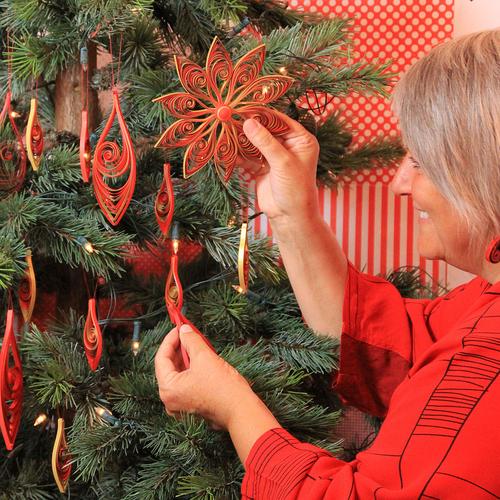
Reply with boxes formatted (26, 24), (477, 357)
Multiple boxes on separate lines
(241, 111), (321, 226)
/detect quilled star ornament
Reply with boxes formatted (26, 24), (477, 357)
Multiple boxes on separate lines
(154, 37), (294, 182)
(0, 309), (23, 451)
(52, 417), (72, 493)
(25, 97), (44, 171)
(18, 249), (36, 323)
(0, 91), (27, 192)
(83, 298), (103, 371)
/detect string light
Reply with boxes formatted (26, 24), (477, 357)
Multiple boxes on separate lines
(34, 413), (48, 427)
(231, 285), (270, 306)
(278, 66), (288, 75)
(262, 85), (270, 96)
(170, 221), (180, 254)
(131, 320), (141, 356)
(83, 152), (90, 161)
(80, 46), (88, 72)
(10, 110), (20, 119)
(76, 235), (94, 253)
(95, 406), (121, 426)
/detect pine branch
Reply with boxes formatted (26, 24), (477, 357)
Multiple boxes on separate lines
(22, 323), (100, 409)
(267, 325), (339, 374)
(0, 236), (26, 291)
(71, 422), (139, 482)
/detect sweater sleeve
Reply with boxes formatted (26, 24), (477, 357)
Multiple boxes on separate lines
(241, 428), (368, 500)
(333, 264), (485, 418)
(332, 263), (431, 417)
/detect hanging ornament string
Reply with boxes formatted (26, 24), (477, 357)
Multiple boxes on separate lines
(0, 31), (27, 192)
(80, 45), (91, 182)
(92, 32), (136, 226)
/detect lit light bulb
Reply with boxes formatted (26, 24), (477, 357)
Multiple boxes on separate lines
(232, 285), (244, 294)
(95, 406), (120, 426)
(76, 236), (94, 253)
(131, 340), (140, 356)
(172, 239), (179, 254)
(83, 152), (90, 161)
(262, 85), (270, 96)
(278, 66), (288, 75)
(10, 111), (20, 119)
(131, 320), (141, 356)
(34, 413), (48, 427)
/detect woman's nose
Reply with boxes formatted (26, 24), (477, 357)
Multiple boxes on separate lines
(390, 155), (415, 196)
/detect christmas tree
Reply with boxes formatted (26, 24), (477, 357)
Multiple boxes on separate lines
(0, 2), (404, 498)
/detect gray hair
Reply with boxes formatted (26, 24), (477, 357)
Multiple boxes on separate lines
(392, 29), (500, 241)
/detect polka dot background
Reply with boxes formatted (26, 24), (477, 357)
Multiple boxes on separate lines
(290, 0), (454, 149)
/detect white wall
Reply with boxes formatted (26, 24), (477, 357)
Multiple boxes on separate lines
(454, 0), (500, 37)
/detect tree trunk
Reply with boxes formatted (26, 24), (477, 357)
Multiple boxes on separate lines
(54, 43), (99, 134)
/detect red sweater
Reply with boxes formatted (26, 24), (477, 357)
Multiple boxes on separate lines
(241, 264), (500, 499)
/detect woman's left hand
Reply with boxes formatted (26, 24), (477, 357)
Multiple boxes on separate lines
(155, 324), (256, 430)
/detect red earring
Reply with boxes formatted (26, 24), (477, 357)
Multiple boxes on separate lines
(485, 237), (500, 264)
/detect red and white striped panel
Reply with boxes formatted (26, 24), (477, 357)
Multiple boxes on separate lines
(251, 0), (454, 287)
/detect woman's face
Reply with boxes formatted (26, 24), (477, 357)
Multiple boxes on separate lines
(391, 154), (475, 271)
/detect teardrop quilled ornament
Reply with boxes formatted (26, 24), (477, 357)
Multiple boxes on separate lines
(83, 298), (103, 371)
(237, 222), (250, 294)
(0, 91), (27, 192)
(155, 163), (175, 235)
(165, 250), (215, 369)
(52, 417), (72, 493)
(25, 97), (44, 171)
(80, 110), (91, 182)
(92, 89), (136, 225)
(18, 249), (36, 323)
(0, 309), (23, 451)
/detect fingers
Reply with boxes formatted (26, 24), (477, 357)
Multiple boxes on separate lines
(179, 323), (211, 359)
(243, 119), (291, 167)
(154, 327), (182, 376)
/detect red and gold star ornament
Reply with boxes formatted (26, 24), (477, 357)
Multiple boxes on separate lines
(154, 37), (294, 182)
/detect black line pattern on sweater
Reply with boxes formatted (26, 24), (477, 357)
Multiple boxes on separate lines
(395, 300), (500, 499)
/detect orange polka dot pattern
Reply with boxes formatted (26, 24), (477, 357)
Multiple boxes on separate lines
(290, 0), (454, 149)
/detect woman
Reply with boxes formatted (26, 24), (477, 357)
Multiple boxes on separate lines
(155, 30), (500, 498)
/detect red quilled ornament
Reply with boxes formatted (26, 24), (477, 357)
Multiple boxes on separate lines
(165, 243), (214, 369)
(18, 249), (36, 324)
(92, 89), (136, 225)
(0, 309), (23, 451)
(83, 298), (103, 371)
(155, 163), (175, 235)
(25, 97), (44, 171)
(154, 37), (294, 182)
(0, 91), (27, 192)
(52, 417), (72, 493)
(80, 110), (91, 182)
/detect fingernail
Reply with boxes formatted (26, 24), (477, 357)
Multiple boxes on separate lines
(179, 324), (191, 334)
(243, 118), (260, 136)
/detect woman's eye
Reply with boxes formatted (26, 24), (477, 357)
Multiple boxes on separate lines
(408, 156), (421, 168)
